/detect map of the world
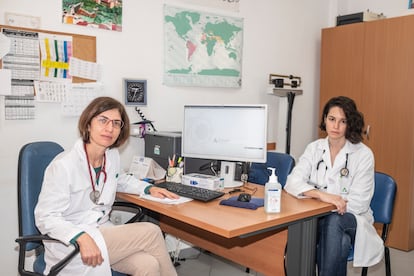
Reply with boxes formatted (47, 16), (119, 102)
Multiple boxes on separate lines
(163, 5), (244, 88)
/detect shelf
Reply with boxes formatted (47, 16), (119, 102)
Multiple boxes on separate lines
(268, 88), (303, 97)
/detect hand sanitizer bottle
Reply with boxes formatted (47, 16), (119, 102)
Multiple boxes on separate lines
(264, 167), (281, 213)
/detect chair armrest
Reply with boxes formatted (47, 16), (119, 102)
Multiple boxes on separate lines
(16, 234), (79, 276)
(112, 201), (145, 224)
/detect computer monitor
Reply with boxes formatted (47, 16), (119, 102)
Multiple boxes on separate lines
(182, 104), (268, 188)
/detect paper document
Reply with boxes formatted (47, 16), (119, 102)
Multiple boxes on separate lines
(140, 194), (193, 205)
(69, 57), (101, 81)
(0, 69), (12, 95)
(34, 81), (67, 102)
(39, 33), (73, 82)
(2, 28), (40, 80)
(0, 33), (11, 59)
(61, 82), (101, 116)
(129, 156), (166, 180)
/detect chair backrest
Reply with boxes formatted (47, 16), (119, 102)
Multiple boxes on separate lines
(248, 151), (295, 187)
(371, 172), (397, 225)
(347, 171), (397, 263)
(17, 141), (64, 251)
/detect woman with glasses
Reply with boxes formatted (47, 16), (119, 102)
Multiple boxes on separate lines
(35, 97), (178, 276)
(284, 96), (383, 276)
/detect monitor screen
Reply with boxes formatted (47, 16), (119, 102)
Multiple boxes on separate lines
(182, 104), (268, 164)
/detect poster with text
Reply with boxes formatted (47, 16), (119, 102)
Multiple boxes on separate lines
(179, 0), (240, 12)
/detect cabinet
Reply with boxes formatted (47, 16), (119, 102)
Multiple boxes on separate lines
(320, 15), (414, 251)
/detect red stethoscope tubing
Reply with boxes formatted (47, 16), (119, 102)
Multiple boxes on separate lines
(84, 143), (107, 195)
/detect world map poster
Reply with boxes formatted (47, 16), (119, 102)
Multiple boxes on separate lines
(163, 5), (244, 88)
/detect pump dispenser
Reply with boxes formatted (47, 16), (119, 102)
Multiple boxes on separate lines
(264, 167), (282, 213)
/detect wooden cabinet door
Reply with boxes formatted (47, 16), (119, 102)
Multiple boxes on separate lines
(361, 16), (414, 250)
(319, 23), (365, 136)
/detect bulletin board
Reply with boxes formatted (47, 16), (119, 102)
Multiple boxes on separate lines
(0, 24), (96, 83)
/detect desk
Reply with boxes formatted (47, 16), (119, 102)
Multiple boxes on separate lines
(117, 184), (334, 276)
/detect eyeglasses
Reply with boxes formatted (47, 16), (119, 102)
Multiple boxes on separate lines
(95, 115), (124, 129)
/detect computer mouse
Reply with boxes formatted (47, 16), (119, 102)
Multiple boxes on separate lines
(237, 193), (251, 202)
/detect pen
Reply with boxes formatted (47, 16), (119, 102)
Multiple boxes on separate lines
(179, 159), (184, 168)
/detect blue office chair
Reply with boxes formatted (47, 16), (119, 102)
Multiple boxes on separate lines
(248, 151), (295, 187)
(16, 141), (77, 276)
(348, 171), (397, 276)
(16, 141), (141, 276)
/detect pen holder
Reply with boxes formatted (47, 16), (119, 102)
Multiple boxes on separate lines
(166, 167), (183, 183)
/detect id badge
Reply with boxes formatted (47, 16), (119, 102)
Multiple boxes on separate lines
(339, 176), (350, 198)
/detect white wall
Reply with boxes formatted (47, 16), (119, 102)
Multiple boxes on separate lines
(0, 0), (409, 275)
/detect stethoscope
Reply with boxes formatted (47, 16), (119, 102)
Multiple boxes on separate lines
(340, 153), (349, 177)
(84, 143), (107, 204)
(316, 150), (349, 177)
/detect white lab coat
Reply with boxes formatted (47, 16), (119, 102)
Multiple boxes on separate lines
(284, 138), (384, 267)
(35, 139), (149, 276)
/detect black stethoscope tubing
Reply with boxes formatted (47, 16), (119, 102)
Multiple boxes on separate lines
(316, 149), (327, 171)
(316, 149), (349, 177)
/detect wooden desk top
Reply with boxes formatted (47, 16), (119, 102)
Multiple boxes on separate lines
(116, 183), (334, 239)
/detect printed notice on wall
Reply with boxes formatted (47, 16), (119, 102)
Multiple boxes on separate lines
(34, 81), (68, 102)
(179, 0), (240, 12)
(39, 33), (73, 82)
(1, 28), (39, 120)
(61, 82), (101, 116)
(0, 69), (12, 96)
(0, 33), (11, 59)
(69, 57), (101, 81)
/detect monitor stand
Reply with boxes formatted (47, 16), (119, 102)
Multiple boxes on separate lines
(220, 161), (243, 188)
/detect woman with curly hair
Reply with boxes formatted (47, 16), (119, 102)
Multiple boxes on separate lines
(284, 96), (383, 276)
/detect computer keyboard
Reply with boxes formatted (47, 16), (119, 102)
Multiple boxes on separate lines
(157, 181), (225, 202)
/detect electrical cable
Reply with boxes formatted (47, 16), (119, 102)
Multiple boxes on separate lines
(134, 107), (157, 132)
(199, 160), (220, 176)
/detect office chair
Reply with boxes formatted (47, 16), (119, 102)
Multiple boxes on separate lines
(16, 141), (142, 276)
(248, 151), (295, 187)
(347, 171), (397, 276)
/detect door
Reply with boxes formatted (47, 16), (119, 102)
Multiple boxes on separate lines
(361, 16), (414, 250)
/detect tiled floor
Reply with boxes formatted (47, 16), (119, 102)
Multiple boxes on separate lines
(175, 247), (414, 276)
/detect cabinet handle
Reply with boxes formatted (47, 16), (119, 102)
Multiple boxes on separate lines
(365, 125), (371, 140)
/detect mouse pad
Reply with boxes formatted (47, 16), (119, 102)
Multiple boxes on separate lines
(219, 196), (264, 210)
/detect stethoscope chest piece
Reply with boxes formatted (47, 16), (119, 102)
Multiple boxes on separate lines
(340, 153), (349, 177)
(340, 167), (349, 177)
(89, 190), (101, 204)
